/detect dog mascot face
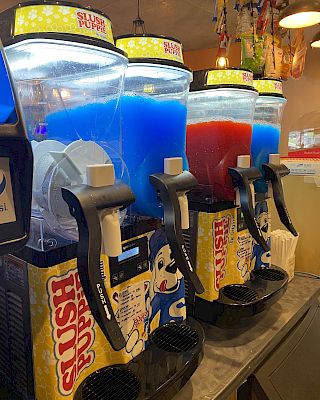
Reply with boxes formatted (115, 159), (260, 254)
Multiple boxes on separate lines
(252, 200), (271, 269)
(148, 229), (186, 326)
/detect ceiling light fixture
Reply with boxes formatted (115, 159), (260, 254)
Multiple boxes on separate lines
(279, 0), (320, 29)
(132, 0), (146, 34)
(311, 30), (320, 47)
(216, 55), (229, 69)
(215, 0), (230, 69)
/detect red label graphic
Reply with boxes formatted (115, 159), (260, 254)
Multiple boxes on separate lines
(48, 269), (95, 396)
(76, 10), (106, 34)
(163, 41), (182, 57)
(274, 81), (282, 92)
(213, 216), (231, 291)
(242, 71), (253, 83)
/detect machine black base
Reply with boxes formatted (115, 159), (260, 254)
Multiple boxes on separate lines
(194, 267), (288, 327)
(74, 318), (204, 400)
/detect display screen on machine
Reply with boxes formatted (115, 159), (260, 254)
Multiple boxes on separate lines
(0, 157), (16, 225)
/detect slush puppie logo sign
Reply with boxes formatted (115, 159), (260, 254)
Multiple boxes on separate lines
(76, 10), (107, 34)
(48, 269), (96, 395)
(213, 216), (231, 291)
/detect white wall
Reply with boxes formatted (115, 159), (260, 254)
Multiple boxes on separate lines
(273, 27), (320, 273)
(281, 26), (320, 155)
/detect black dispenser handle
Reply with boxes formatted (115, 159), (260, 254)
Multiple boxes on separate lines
(262, 163), (298, 237)
(150, 169), (204, 294)
(228, 166), (270, 252)
(62, 182), (135, 351)
(0, 41), (33, 255)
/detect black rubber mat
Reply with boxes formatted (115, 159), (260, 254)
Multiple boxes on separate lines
(222, 285), (259, 303)
(151, 323), (199, 353)
(254, 268), (286, 281)
(81, 367), (141, 400)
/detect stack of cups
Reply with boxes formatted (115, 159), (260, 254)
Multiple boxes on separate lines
(270, 230), (299, 281)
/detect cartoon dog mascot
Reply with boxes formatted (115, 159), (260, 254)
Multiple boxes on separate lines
(251, 200), (271, 269)
(148, 229), (186, 327)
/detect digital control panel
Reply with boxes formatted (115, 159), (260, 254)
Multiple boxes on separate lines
(109, 236), (149, 287)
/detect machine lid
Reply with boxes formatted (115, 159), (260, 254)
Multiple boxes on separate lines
(115, 33), (189, 70)
(0, 0), (126, 56)
(253, 78), (286, 99)
(191, 68), (257, 92)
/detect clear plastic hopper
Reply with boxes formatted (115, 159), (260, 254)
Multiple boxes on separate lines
(5, 39), (128, 246)
(0, 42), (33, 255)
(252, 79), (297, 238)
(186, 69), (271, 251)
(121, 63), (192, 218)
(252, 89), (287, 193)
(187, 86), (258, 201)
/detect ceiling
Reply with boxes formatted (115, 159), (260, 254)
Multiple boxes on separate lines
(0, 0), (234, 50)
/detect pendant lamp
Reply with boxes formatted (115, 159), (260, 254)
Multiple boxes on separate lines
(279, 0), (320, 29)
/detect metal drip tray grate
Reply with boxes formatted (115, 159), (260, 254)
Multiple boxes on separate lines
(222, 285), (259, 303)
(254, 268), (286, 281)
(151, 323), (199, 353)
(81, 367), (141, 400)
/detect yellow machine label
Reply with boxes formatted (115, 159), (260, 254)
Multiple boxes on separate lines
(28, 253), (150, 399)
(26, 228), (186, 399)
(14, 5), (114, 44)
(206, 69), (254, 87)
(253, 79), (283, 95)
(116, 36), (184, 64)
(196, 208), (253, 302)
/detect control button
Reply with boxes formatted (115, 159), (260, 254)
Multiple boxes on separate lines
(119, 271), (125, 281)
(112, 273), (119, 284)
(143, 260), (148, 270)
(137, 264), (143, 273)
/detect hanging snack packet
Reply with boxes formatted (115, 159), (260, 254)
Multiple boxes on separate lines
(236, 1), (259, 37)
(257, 0), (270, 36)
(265, 34), (283, 78)
(291, 29), (307, 80)
(241, 34), (265, 74)
(281, 45), (293, 80)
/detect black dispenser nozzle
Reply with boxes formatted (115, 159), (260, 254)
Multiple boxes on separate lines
(228, 166), (270, 252)
(262, 162), (298, 237)
(150, 161), (204, 295)
(62, 175), (135, 351)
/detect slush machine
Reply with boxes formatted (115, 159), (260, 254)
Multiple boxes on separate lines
(76, 33), (205, 399)
(116, 33), (204, 296)
(0, 3), (203, 400)
(251, 78), (298, 271)
(184, 69), (289, 325)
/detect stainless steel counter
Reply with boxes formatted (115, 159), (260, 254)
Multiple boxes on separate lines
(174, 276), (320, 400)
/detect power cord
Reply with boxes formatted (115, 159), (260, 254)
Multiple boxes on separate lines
(295, 271), (320, 280)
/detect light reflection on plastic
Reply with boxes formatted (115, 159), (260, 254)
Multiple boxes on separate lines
(6, 39), (122, 72)
(118, 246), (140, 262)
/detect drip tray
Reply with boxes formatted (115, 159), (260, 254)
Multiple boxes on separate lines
(194, 267), (288, 326)
(252, 268), (286, 281)
(222, 285), (259, 303)
(81, 368), (141, 400)
(151, 322), (199, 352)
(74, 318), (204, 400)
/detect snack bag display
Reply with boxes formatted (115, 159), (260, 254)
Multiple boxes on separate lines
(241, 34), (266, 74)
